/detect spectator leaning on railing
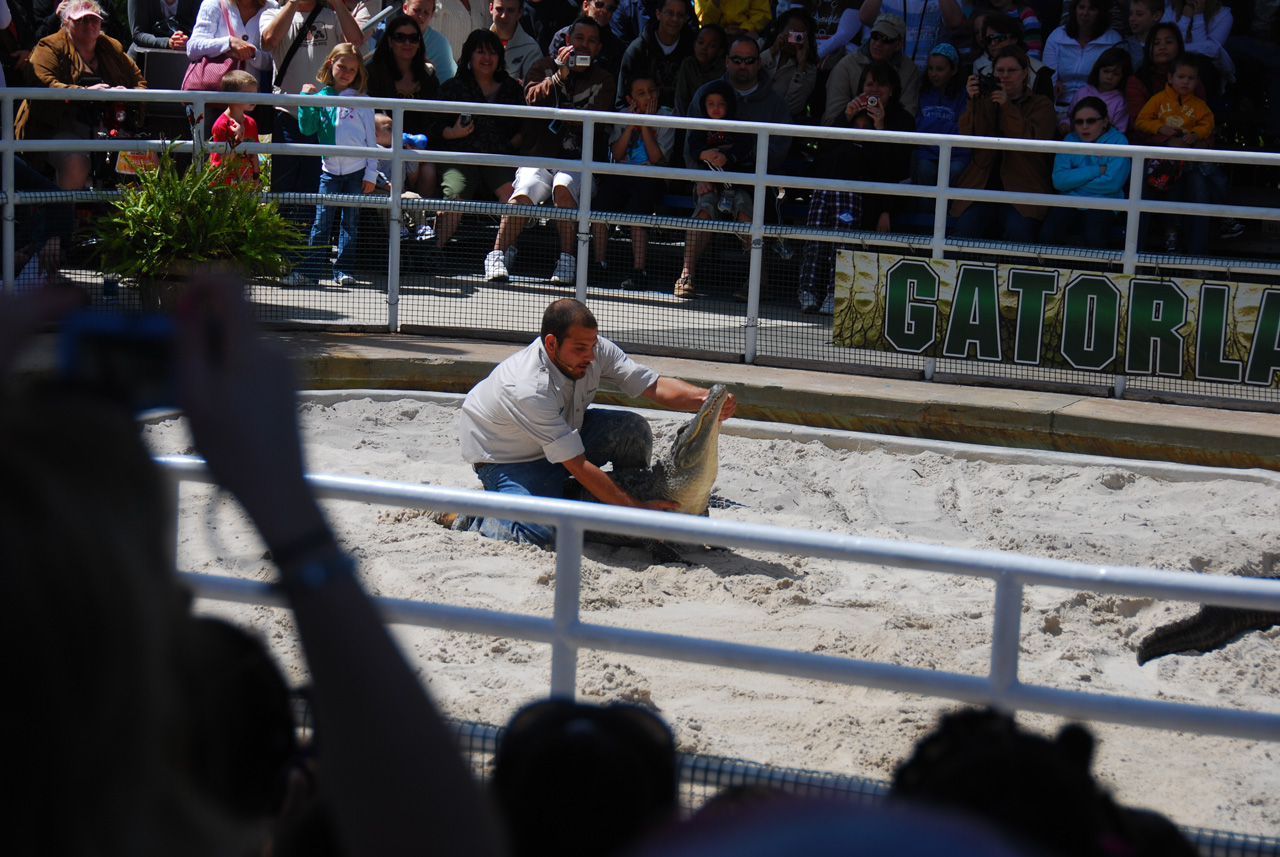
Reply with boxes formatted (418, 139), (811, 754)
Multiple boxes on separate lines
(483, 16), (615, 285)
(1039, 95), (1130, 248)
(15, 0), (147, 191)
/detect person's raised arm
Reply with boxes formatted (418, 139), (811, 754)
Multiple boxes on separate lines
(332, 0), (365, 46)
(174, 280), (506, 857)
(859, 0), (883, 28)
(259, 0), (295, 51)
(640, 376), (736, 419)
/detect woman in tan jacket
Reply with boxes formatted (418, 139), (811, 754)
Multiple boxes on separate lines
(15, 0), (146, 190)
(949, 45), (1054, 242)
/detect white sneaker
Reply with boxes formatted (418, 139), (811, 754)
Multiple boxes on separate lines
(484, 249), (509, 281)
(799, 291), (819, 313)
(282, 271), (315, 287)
(819, 294), (834, 316)
(550, 252), (576, 284)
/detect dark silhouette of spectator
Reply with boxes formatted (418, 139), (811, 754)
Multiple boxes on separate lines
(673, 20), (724, 115)
(1, 279), (508, 857)
(891, 708), (1199, 857)
(493, 699), (678, 857)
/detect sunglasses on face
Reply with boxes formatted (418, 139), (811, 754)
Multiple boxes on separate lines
(727, 54), (759, 65)
(869, 32), (900, 43)
(1073, 116), (1103, 125)
(590, 0), (618, 10)
(985, 33), (1012, 44)
(390, 31), (419, 43)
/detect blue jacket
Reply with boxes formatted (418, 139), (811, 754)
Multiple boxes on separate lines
(1052, 125), (1130, 200)
(914, 87), (970, 168)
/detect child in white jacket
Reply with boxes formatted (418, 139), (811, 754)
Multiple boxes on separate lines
(287, 44), (379, 287)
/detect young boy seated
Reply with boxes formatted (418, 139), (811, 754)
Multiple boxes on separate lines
(210, 71), (261, 185)
(589, 74), (675, 292)
(1133, 57), (1234, 252)
(373, 113), (432, 240)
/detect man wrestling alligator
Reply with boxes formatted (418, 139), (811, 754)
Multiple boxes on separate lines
(445, 298), (736, 548)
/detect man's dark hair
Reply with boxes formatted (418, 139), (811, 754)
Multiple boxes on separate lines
(541, 299), (597, 343)
(726, 33), (760, 55)
(569, 14), (603, 39)
(984, 12), (1024, 44)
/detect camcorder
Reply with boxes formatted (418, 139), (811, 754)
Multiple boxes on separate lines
(569, 51), (591, 68)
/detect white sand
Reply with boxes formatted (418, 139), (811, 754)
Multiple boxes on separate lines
(143, 395), (1280, 836)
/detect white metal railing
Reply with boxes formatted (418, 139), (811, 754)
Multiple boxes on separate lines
(7, 86), (1280, 296)
(157, 453), (1280, 743)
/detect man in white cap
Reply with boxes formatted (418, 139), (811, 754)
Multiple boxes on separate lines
(822, 12), (921, 122)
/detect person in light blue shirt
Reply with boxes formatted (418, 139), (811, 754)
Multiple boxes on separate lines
(1039, 95), (1131, 248)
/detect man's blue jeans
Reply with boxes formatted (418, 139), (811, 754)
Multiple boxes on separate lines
(469, 408), (652, 549)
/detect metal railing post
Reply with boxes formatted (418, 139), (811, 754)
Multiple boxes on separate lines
(744, 128), (768, 365)
(387, 106), (403, 332)
(1122, 151), (1144, 275)
(988, 571), (1024, 711)
(550, 518), (585, 698)
(930, 141), (952, 259)
(3, 92), (14, 295)
(574, 116), (594, 303)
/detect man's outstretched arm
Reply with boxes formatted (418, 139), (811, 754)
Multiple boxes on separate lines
(562, 454), (677, 512)
(641, 377), (737, 420)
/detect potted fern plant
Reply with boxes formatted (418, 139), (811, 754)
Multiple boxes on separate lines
(95, 146), (304, 309)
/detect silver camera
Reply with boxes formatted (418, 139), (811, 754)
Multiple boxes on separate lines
(867, 95), (879, 107)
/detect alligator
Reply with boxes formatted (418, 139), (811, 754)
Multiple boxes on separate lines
(1136, 577), (1280, 665)
(568, 383), (730, 563)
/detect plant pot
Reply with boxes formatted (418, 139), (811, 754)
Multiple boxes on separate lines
(138, 260), (234, 311)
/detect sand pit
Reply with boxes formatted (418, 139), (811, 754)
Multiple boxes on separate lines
(143, 394), (1280, 836)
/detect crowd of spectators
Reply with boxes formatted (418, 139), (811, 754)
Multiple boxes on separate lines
(4, 0), (1278, 298)
(4, 276), (1209, 857)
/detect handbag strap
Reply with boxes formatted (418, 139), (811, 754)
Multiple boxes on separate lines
(274, 2), (324, 89)
(219, 0), (235, 41)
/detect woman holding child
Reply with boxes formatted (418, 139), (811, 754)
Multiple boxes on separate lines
(949, 45), (1055, 242)
(428, 28), (524, 253)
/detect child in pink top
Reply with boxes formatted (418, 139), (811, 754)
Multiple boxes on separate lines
(210, 70), (260, 185)
(1068, 46), (1132, 134)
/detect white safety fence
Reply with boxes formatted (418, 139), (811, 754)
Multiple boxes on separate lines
(157, 451), (1280, 744)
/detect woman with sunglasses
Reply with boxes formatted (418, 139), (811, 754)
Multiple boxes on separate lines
(949, 45), (1055, 242)
(368, 12), (440, 196)
(1039, 95), (1130, 248)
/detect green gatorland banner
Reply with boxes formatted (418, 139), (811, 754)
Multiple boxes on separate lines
(833, 251), (1280, 386)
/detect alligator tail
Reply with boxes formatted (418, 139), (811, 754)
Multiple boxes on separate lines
(1136, 606), (1280, 665)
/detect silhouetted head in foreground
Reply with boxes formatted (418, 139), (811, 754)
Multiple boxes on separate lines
(493, 699), (678, 857)
(891, 707), (1197, 857)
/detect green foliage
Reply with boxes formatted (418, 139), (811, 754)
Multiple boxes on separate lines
(95, 147), (304, 281)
